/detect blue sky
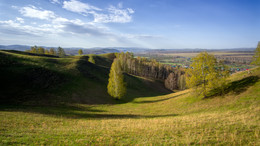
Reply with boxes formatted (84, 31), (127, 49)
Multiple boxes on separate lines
(0, 0), (259, 49)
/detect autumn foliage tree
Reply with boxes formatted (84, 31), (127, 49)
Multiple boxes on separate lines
(251, 42), (260, 65)
(44, 49), (50, 55)
(164, 70), (186, 90)
(164, 72), (178, 90)
(30, 46), (37, 53)
(78, 49), (83, 55)
(49, 48), (56, 56)
(107, 58), (126, 99)
(88, 54), (95, 64)
(57, 46), (66, 57)
(186, 52), (229, 98)
(38, 47), (45, 54)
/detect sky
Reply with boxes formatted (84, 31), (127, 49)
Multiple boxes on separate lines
(0, 0), (259, 49)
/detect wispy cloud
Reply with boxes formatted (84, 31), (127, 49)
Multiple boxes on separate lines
(93, 5), (134, 23)
(63, 0), (101, 15)
(19, 5), (56, 20)
(62, 23), (107, 36)
(50, 0), (60, 4)
(0, 19), (56, 36)
(16, 17), (24, 24)
(0, 3), (158, 48)
(2, 5), (110, 38)
(62, 0), (134, 23)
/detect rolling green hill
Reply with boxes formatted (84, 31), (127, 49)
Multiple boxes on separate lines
(0, 50), (170, 105)
(0, 50), (259, 145)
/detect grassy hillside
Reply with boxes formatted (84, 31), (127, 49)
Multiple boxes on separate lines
(0, 52), (259, 145)
(0, 50), (170, 105)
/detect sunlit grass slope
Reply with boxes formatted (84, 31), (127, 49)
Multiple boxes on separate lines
(0, 53), (259, 145)
(0, 50), (169, 104)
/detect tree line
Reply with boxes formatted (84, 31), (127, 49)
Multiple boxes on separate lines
(115, 52), (182, 80)
(108, 51), (235, 99)
(26, 46), (66, 57)
(116, 52), (187, 90)
(107, 52), (186, 99)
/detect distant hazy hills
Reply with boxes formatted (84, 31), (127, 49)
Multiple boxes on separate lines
(0, 45), (148, 55)
(0, 45), (255, 55)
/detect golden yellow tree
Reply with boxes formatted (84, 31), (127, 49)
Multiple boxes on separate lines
(251, 42), (260, 65)
(186, 52), (229, 97)
(38, 47), (45, 54)
(107, 58), (126, 99)
(78, 49), (83, 55)
(30, 46), (37, 53)
(88, 54), (95, 64)
(49, 48), (56, 56)
(44, 49), (49, 55)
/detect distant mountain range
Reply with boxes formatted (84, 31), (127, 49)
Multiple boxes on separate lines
(0, 45), (255, 55)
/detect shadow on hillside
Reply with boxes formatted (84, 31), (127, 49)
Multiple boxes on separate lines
(0, 105), (178, 119)
(133, 92), (187, 104)
(0, 52), (172, 105)
(0, 64), (67, 104)
(207, 75), (259, 98)
(74, 56), (172, 104)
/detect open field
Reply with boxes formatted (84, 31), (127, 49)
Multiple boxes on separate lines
(135, 51), (256, 71)
(136, 52), (254, 58)
(161, 52), (254, 57)
(1, 67), (259, 145)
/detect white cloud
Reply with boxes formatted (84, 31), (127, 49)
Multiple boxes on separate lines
(0, 17), (162, 48)
(19, 6), (56, 20)
(93, 5), (134, 23)
(0, 19), (58, 36)
(127, 8), (135, 14)
(2, 4), (140, 47)
(16, 17), (24, 23)
(63, 0), (101, 15)
(0, 20), (20, 27)
(50, 0), (60, 4)
(0, 14), (109, 38)
(14, 5), (108, 36)
(52, 17), (69, 24)
(62, 1), (134, 23)
(108, 6), (133, 23)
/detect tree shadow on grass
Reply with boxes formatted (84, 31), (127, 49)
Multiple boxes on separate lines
(133, 92), (187, 104)
(74, 56), (172, 104)
(207, 75), (259, 98)
(0, 104), (178, 119)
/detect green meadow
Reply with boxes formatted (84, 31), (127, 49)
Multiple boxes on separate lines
(0, 50), (259, 145)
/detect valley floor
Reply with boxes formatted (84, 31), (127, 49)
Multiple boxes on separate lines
(0, 69), (260, 145)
